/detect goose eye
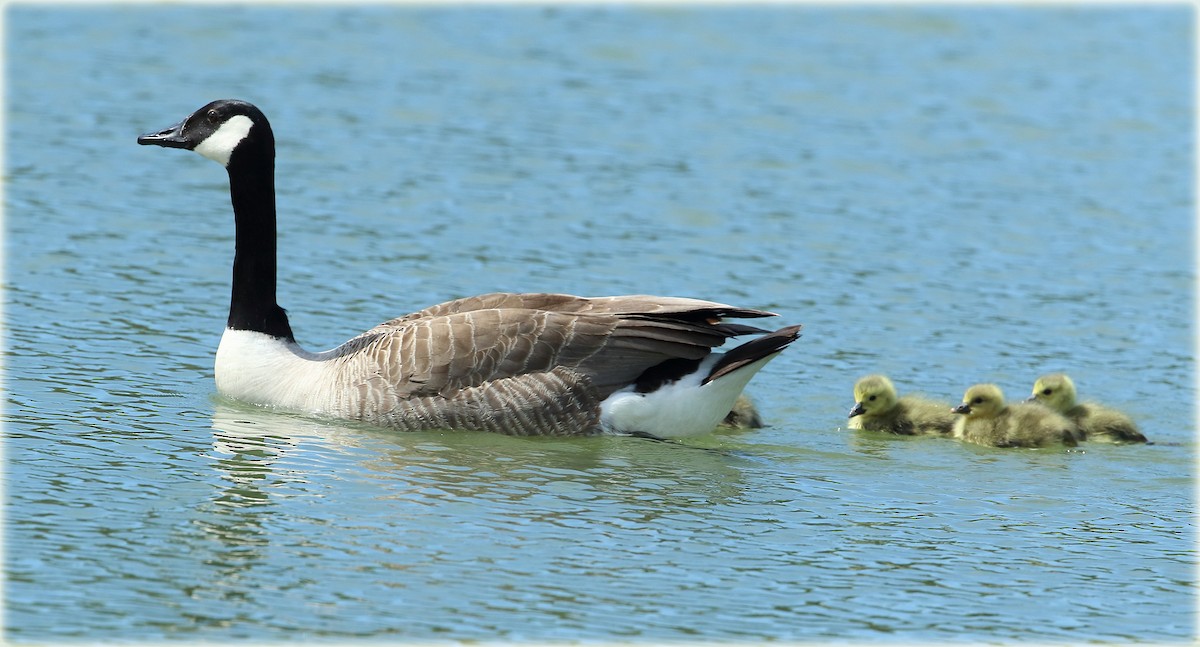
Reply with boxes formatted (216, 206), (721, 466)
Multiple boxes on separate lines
(868, 395), (877, 401)
(1042, 388), (1052, 395)
(207, 109), (219, 121)
(972, 397), (983, 404)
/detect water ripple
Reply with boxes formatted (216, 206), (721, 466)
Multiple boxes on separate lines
(6, 4), (1194, 644)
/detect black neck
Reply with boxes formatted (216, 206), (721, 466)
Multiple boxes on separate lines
(226, 147), (295, 342)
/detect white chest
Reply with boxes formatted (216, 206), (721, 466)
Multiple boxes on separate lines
(214, 328), (342, 413)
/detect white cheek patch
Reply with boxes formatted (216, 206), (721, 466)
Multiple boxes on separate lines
(194, 114), (254, 166)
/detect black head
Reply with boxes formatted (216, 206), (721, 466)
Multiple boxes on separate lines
(137, 99), (273, 167)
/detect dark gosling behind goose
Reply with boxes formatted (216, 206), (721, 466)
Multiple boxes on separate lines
(137, 99), (801, 438)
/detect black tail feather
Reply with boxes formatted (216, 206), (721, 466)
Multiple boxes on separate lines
(714, 322), (775, 336)
(634, 357), (704, 393)
(701, 325), (802, 385)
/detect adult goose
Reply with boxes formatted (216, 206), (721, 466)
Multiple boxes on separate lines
(137, 99), (801, 438)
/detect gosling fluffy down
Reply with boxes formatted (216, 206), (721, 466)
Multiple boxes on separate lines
(952, 384), (1079, 448)
(1028, 374), (1147, 443)
(720, 394), (765, 429)
(848, 374), (955, 436)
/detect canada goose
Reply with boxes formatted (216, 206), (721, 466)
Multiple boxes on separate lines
(951, 384), (1079, 448)
(719, 394), (765, 429)
(847, 374), (955, 435)
(1028, 373), (1147, 443)
(136, 99), (801, 438)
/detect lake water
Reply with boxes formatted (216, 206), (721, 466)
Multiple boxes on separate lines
(3, 4), (1195, 644)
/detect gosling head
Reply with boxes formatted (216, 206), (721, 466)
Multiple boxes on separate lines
(138, 99), (272, 168)
(848, 374), (899, 419)
(952, 383), (1006, 419)
(1027, 373), (1078, 412)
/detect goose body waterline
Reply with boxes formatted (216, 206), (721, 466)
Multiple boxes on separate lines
(137, 99), (801, 438)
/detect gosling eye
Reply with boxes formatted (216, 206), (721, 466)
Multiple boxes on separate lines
(1042, 388), (1053, 396)
(868, 395), (877, 401)
(971, 396), (984, 405)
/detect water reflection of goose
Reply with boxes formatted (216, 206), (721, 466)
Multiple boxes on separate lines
(138, 100), (801, 439)
(209, 400), (749, 515)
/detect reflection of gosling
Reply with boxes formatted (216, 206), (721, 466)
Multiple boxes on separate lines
(952, 384), (1079, 448)
(1028, 373), (1147, 443)
(848, 374), (955, 435)
(720, 394), (764, 429)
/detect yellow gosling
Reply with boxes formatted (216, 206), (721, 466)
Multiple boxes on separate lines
(1028, 373), (1147, 443)
(952, 384), (1079, 448)
(848, 374), (955, 436)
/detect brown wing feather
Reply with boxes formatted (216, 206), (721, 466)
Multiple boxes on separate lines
(330, 293), (772, 406)
(367, 292), (776, 330)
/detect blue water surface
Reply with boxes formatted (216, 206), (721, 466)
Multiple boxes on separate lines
(3, 4), (1195, 644)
